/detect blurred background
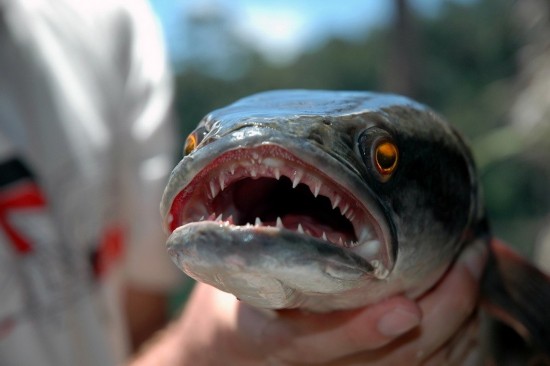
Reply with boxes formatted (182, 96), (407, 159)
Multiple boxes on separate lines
(149, 0), (550, 276)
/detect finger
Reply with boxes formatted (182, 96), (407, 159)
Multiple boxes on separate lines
(443, 312), (480, 365)
(417, 240), (487, 357)
(330, 240), (487, 365)
(250, 296), (421, 364)
(422, 312), (481, 366)
(180, 283), (269, 362)
(390, 240), (488, 363)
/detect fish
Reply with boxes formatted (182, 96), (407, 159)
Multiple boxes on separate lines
(160, 90), (550, 362)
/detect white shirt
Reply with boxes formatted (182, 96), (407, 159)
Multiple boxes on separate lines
(0, 0), (180, 364)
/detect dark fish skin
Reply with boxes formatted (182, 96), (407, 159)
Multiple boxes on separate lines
(161, 90), (550, 363)
(482, 239), (550, 364)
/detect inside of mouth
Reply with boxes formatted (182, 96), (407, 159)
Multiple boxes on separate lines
(212, 176), (357, 244)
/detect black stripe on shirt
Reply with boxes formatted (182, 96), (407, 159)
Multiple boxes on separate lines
(0, 158), (35, 188)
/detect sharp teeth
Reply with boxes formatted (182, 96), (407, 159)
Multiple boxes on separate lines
(250, 168), (257, 177)
(209, 181), (219, 198)
(341, 203), (349, 216)
(216, 213), (223, 222)
(297, 223), (304, 233)
(219, 175), (225, 191)
(292, 169), (303, 188)
(313, 181), (321, 197)
(346, 210), (355, 221)
(274, 168), (281, 180)
(338, 237), (344, 246)
(322, 232), (328, 241)
(227, 215), (234, 224)
(255, 217), (262, 226)
(276, 217), (283, 228)
(332, 195), (341, 209)
(371, 260), (389, 279)
(199, 216), (205, 221)
(229, 165), (236, 175)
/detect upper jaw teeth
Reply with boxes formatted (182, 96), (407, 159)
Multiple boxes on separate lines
(292, 170), (304, 188)
(190, 150), (384, 265)
(332, 195), (341, 209)
(204, 155), (367, 225)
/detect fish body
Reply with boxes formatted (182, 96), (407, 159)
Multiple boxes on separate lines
(161, 90), (550, 360)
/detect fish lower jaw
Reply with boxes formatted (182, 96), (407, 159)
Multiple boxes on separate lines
(180, 212), (390, 279)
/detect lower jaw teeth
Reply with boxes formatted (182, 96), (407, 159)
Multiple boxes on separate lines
(369, 259), (389, 279)
(199, 213), (374, 250)
(350, 240), (389, 278)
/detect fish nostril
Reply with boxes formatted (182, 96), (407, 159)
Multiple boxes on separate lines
(310, 133), (324, 146)
(309, 128), (328, 146)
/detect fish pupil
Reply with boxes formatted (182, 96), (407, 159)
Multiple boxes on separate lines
(375, 142), (398, 174)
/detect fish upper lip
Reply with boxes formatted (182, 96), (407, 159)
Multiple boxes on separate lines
(165, 143), (393, 278)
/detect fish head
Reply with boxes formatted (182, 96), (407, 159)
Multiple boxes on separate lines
(161, 90), (481, 311)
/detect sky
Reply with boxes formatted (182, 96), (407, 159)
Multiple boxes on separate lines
(149, 0), (476, 66)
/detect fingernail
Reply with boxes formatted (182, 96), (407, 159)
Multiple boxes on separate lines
(377, 306), (421, 337)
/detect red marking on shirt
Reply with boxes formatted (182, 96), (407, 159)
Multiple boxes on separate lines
(0, 182), (46, 254)
(92, 225), (125, 278)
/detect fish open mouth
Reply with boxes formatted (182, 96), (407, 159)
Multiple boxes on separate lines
(167, 144), (390, 276)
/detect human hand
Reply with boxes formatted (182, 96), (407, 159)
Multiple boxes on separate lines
(130, 240), (487, 366)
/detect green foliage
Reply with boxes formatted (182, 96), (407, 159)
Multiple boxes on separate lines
(416, 0), (520, 137)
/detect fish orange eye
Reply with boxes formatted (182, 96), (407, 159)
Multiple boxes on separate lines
(375, 140), (398, 176)
(358, 127), (398, 182)
(184, 134), (198, 156)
